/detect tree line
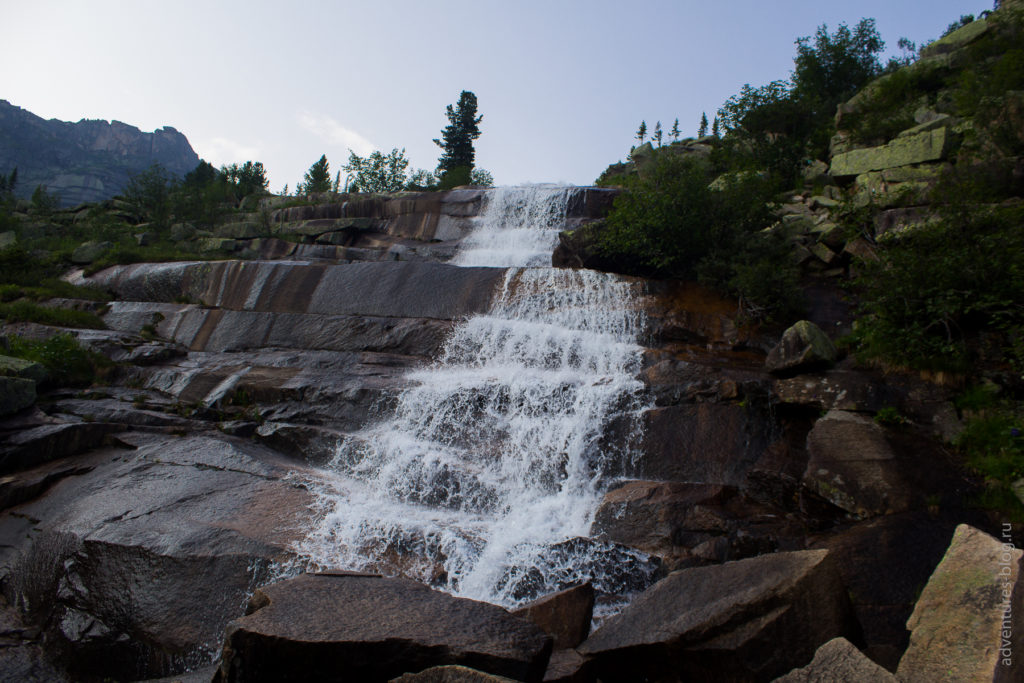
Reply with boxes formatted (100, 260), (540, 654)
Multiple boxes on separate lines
(297, 89), (493, 195)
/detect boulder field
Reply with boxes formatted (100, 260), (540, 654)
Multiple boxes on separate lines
(0, 187), (1019, 681)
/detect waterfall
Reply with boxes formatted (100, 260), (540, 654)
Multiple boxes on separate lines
(296, 186), (655, 610)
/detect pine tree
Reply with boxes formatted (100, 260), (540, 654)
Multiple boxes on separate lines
(712, 116), (720, 137)
(434, 90), (483, 176)
(653, 121), (663, 147)
(698, 112), (709, 137)
(670, 119), (680, 141)
(302, 155), (331, 194)
(636, 120), (647, 145)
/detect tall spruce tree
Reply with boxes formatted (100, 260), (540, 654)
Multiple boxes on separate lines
(670, 119), (681, 141)
(698, 112), (708, 137)
(653, 121), (663, 147)
(434, 91), (483, 179)
(302, 155), (331, 194)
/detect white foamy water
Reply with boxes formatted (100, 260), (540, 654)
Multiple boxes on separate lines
(296, 186), (655, 608)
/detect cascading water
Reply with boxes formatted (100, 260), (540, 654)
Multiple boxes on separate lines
(296, 185), (656, 610)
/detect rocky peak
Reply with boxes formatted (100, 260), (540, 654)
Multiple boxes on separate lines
(0, 99), (200, 207)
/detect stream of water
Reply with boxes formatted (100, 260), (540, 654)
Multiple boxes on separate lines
(296, 186), (655, 609)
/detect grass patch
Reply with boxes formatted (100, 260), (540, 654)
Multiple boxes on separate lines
(0, 300), (106, 329)
(3, 333), (112, 387)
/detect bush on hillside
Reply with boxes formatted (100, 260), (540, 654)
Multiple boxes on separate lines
(594, 153), (803, 321)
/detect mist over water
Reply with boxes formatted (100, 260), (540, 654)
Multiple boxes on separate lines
(296, 186), (655, 608)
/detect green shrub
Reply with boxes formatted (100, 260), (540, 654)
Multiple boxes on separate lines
(0, 300), (106, 329)
(4, 333), (111, 387)
(850, 197), (1024, 371)
(958, 412), (1024, 483)
(594, 153), (803, 322)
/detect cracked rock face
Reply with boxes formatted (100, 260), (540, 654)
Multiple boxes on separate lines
(1, 433), (314, 681)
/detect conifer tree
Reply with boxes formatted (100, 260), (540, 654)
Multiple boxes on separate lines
(434, 90), (482, 176)
(698, 112), (708, 137)
(636, 120), (647, 145)
(653, 121), (663, 147)
(670, 119), (681, 141)
(302, 155), (331, 194)
(712, 116), (720, 137)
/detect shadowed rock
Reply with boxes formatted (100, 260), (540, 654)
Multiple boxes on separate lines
(512, 583), (594, 649)
(773, 637), (896, 682)
(577, 549), (857, 682)
(390, 665), (520, 682)
(213, 573), (552, 683)
(765, 321), (837, 376)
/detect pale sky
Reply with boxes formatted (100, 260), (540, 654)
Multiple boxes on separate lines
(0, 0), (994, 190)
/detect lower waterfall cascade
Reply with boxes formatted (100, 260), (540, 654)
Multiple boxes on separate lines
(295, 185), (657, 610)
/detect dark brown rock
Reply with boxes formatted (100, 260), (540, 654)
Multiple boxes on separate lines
(577, 549), (857, 682)
(390, 665), (519, 682)
(591, 481), (800, 570)
(512, 583), (594, 649)
(637, 404), (773, 485)
(773, 637), (896, 682)
(542, 649), (592, 683)
(803, 410), (912, 518)
(213, 573), (552, 683)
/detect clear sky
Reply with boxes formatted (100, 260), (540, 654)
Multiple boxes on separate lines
(0, 0), (995, 190)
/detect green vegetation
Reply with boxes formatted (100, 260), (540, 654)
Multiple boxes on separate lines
(343, 148), (410, 193)
(299, 154), (332, 194)
(595, 154), (801, 321)
(849, 164), (1024, 371)
(435, 90), (483, 189)
(3, 332), (111, 387)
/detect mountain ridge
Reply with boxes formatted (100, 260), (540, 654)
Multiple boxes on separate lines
(0, 99), (200, 206)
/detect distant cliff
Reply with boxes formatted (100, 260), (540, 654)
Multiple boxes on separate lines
(0, 100), (200, 207)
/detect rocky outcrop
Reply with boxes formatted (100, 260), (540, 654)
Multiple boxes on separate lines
(577, 549), (857, 681)
(830, 127), (957, 178)
(212, 573), (553, 683)
(0, 99), (199, 206)
(897, 524), (1024, 682)
(765, 320), (838, 376)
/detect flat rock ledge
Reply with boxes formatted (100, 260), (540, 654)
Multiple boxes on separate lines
(212, 573), (553, 683)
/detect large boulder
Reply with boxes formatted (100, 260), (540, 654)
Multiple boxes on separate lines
(897, 524), (1024, 682)
(802, 410), (912, 518)
(765, 321), (837, 376)
(212, 573), (552, 683)
(774, 637), (897, 682)
(577, 549), (857, 681)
